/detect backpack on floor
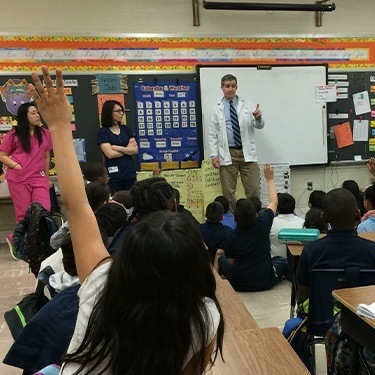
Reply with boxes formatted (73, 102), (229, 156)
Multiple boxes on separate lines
(13, 202), (58, 276)
(283, 317), (313, 373)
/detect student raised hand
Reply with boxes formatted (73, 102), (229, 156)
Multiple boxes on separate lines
(263, 163), (274, 180)
(28, 67), (72, 132)
(263, 164), (278, 213)
(368, 157), (375, 177)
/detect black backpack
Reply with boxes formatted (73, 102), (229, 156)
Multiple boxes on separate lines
(284, 317), (313, 372)
(13, 202), (58, 277)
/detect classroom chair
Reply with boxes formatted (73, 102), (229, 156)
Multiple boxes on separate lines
(308, 267), (375, 374)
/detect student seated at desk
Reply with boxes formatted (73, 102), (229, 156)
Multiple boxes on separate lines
(296, 188), (375, 306)
(357, 183), (375, 232)
(269, 193), (304, 275)
(217, 164), (281, 292)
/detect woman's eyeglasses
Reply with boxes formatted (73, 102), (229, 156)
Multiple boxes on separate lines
(112, 109), (124, 113)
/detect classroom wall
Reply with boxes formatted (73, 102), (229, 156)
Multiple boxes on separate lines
(2, 0), (375, 213)
(1, 0), (375, 35)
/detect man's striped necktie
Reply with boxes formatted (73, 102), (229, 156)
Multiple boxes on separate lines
(229, 100), (242, 147)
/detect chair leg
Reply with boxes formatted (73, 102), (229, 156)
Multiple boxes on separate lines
(358, 346), (373, 375)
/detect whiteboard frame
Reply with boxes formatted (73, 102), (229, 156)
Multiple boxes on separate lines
(197, 64), (329, 167)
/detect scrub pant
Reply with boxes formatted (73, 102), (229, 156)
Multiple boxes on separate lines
(8, 179), (50, 222)
(108, 177), (136, 194)
(219, 148), (260, 213)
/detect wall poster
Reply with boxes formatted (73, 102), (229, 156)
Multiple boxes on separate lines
(133, 81), (199, 168)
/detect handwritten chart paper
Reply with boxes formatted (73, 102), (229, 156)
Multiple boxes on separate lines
(353, 120), (369, 142)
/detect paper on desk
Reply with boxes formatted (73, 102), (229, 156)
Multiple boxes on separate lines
(357, 302), (375, 319)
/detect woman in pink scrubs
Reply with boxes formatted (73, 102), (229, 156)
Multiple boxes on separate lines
(0, 102), (52, 223)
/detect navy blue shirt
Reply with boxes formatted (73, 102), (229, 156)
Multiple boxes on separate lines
(198, 221), (233, 263)
(297, 229), (375, 287)
(97, 126), (136, 182)
(225, 208), (276, 291)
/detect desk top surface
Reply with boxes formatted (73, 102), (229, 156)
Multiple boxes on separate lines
(287, 231), (375, 257)
(333, 285), (375, 330)
(209, 327), (310, 375)
(213, 269), (259, 332)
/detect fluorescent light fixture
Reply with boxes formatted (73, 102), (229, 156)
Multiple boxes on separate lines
(203, 1), (336, 12)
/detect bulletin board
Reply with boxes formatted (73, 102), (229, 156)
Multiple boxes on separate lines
(327, 71), (375, 162)
(0, 73), (195, 171)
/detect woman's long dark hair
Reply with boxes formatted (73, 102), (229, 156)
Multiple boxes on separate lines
(101, 100), (124, 128)
(63, 211), (224, 375)
(14, 102), (43, 153)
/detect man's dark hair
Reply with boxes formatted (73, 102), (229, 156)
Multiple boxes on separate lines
(214, 195), (229, 213)
(308, 190), (326, 209)
(205, 202), (224, 223)
(322, 188), (359, 229)
(277, 193), (296, 214)
(221, 74), (237, 86)
(248, 196), (262, 213)
(234, 199), (257, 229)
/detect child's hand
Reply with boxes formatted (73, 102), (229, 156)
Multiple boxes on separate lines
(263, 164), (274, 180)
(28, 66), (72, 130)
(368, 157), (375, 177)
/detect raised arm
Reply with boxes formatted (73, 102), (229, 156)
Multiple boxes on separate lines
(29, 67), (109, 284)
(368, 157), (375, 177)
(264, 164), (277, 213)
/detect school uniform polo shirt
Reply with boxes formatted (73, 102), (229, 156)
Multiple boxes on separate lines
(296, 229), (375, 287)
(225, 208), (276, 291)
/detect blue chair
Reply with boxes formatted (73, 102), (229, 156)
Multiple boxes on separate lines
(308, 268), (375, 374)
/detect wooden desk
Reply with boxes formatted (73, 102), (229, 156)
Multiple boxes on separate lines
(333, 285), (375, 352)
(213, 269), (259, 332)
(209, 327), (310, 375)
(287, 232), (375, 317)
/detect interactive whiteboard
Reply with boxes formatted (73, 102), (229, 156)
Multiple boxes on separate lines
(198, 64), (328, 166)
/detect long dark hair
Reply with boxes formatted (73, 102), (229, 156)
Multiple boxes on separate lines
(14, 102), (43, 153)
(63, 211), (224, 374)
(101, 100), (124, 128)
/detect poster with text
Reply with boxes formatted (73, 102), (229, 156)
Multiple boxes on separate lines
(133, 81), (199, 166)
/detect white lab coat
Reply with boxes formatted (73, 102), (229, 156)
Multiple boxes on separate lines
(209, 97), (265, 165)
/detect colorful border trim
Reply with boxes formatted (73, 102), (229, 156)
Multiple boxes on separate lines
(0, 36), (374, 71)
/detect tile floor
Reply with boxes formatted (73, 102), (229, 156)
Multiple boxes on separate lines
(0, 243), (327, 374)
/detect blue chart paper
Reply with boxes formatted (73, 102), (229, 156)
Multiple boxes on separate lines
(133, 81), (199, 164)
